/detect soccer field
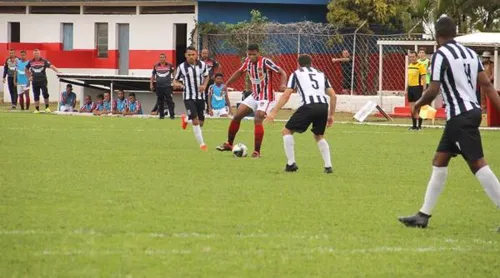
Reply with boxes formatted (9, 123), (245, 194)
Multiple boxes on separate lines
(1, 112), (500, 277)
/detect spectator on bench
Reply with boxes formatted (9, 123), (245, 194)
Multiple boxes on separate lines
(123, 92), (142, 116)
(93, 94), (105, 115)
(112, 90), (128, 114)
(102, 91), (112, 114)
(59, 84), (77, 112)
(80, 95), (94, 113)
(208, 73), (231, 118)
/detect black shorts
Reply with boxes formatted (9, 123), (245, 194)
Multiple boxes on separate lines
(184, 100), (205, 121)
(342, 76), (351, 90)
(437, 108), (483, 162)
(407, 86), (423, 102)
(285, 103), (328, 135)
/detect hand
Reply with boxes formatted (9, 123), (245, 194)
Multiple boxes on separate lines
(279, 85), (287, 92)
(199, 85), (206, 93)
(150, 85), (154, 91)
(209, 109), (214, 116)
(327, 116), (334, 127)
(264, 111), (277, 124)
(29, 76), (33, 82)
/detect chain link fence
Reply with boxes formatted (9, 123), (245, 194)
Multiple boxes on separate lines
(202, 23), (418, 99)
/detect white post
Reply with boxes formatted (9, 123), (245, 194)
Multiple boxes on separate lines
(351, 20), (367, 96)
(110, 81), (114, 110)
(378, 44), (383, 107)
(404, 55), (409, 96)
(58, 80), (62, 112)
(494, 47), (498, 90)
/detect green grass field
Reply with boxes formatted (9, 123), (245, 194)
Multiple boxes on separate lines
(1, 111), (500, 277)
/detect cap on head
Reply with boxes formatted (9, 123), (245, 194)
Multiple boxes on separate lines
(482, 51), (492, 58)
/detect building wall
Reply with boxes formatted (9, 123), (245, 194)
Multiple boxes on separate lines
(1, 12), (196, 102)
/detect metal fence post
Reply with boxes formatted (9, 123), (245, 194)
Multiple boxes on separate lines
(351, 20), (367, 96)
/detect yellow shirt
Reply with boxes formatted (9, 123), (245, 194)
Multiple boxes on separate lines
(408, 62), (427, 87)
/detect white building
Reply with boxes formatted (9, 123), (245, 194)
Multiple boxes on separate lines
(0, 0), (197, 103)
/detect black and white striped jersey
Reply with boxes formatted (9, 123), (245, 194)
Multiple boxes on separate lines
(287, 67), (331, 106)
(431, 40), (483, 120)
(175, 61), (209, 101)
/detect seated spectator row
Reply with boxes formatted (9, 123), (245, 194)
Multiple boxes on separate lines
(59, 85), (142, 115)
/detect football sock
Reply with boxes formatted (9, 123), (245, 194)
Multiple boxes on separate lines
(228, 120), (240, 145)
(254, 123), (264, 153)
(192, 124), (205, 146)
(419, 166), (448, 215)
(26, 95), (30, 110)
(317, 139), (332, 168)
(418, 118), (423, 128)
(476, 166), (500, 207)
(19, 95), (24, 110)
(283, 135), (295, 165)
(412, 117), (417, 128)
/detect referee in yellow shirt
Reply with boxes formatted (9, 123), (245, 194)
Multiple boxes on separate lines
(407, 50), (427, 130)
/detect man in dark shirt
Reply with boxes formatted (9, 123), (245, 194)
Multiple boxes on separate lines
(332, 49), (353, 95)
(200, 48), (220, 112)
(26, 49), (60, 113)
(150, 53), (175, 119)
(3, 49), (18, 109)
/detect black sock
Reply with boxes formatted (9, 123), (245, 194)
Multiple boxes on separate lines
(412, 117), (417, 128)
(45, 104), (49, 109)
(418, 118), (423, 128)
(36, 106), (39, 111)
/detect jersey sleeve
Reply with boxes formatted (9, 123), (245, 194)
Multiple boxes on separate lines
(203, 63), (209, 77)
(136, 101), (142, 112)
(25, 61), (31, 69)
(430, 52), (448, 82)
(174, 67), (183, 81)
(152, 65), (157, 76)
(208, 84), (214, 95)
(264, 58), (281, 73)
(237, 58), (249, 73)
(45, 60), (52, 67)
(287, 73), (297, 89)
(477, 55), (484, 73)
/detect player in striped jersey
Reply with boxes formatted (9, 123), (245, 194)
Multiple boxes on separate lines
(216, 44), (287, 157)
(398, 17), (500, 231)
(266, 54), (336, 173)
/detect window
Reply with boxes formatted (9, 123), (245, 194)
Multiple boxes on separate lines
(84, 6), (136, 15)
(95, 23), (108, 58)
(8, 22), (20, 43)
(30, 6), (80, 14)
(0, 6), (26, 14)
(62, 23), (73, 51)
(140, 5), (195, 14)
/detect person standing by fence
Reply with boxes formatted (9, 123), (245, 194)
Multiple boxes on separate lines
(332, 49), (352, 95)
(150, 53), (175, 119)
(3, 49), (18, 109)
(26, 49), (60, 113)
(407, 50), (427, 130)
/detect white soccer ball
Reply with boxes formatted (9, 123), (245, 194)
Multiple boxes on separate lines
(232, 143), (248, 157)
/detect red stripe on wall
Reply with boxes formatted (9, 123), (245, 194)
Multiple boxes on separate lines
(0, 43), (175, 70)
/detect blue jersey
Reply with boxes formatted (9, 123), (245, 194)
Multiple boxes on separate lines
(80, 102), (94, 112)
(210, 84), (226, 110)
(95, 102), (104, 111)
(127, 101), (142, 114)
(16, 60), (29, 85)
(113, 98), (128, 112)
(103, 100), (111, 111)
(60, 91), (76, 106)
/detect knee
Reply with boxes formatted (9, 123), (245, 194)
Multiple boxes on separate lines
(314, 134), (324, 142)
(282, 128), (292, 136)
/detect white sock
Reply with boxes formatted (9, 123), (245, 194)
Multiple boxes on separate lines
(475, 166), (500, 207)
(283, 135), (295, 165)
(419, 166), (448, 215)
(192, 125), (205, 146)
(317, 139), (332, 168)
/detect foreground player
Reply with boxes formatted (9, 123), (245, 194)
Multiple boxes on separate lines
(266, 54), (336, 173)
(216, 44), (287, 157)
(175, 46), (209, 151)
(398, 17), (500, 231)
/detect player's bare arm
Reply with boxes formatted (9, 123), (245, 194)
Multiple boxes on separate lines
(223, 70), (244, 91)
(266, 88), (295, 124)
(207, 91), (213, 116)
(331, 57), (350, 63)
(479, 71), (500, 112)
(13, 69), (17, 87)
(225, 93), (232, 115)
(414, 81), (440, 113)
(50, 65), (60, 74)
(200, 75), (209, 93)
(150, 75), (155, 91)
(325, 88), (337, 127)
(278, 68), (287, 92)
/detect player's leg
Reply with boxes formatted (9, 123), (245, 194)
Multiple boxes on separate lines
(156, 87), (166, 119)
(219, 108), (229, 118)
(189, 100), (207, 150)
(253, 109), (266, 157)
(24, 87), (31, 110)
(165, 86), (175, 119)
(416, 87), (424, 129)
(41, 85), (50, 112)
(17, 85), (25, 110)
(399, 120), (458, 228)
(311, 104), (332, 173)
(282, 106), (311, 171)
(407, 87), (417, 130)
(8, 77), (17, 108)
(216, 96), (254, 151)
(33, 84), (41, 113)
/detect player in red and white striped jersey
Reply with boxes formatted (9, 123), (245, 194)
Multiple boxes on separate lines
(216, 44), (287, 157)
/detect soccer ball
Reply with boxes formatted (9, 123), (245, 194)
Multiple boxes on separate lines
(232, 143), (248, 157)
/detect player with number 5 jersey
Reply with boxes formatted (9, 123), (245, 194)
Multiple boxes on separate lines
(216, 44), (287, 157)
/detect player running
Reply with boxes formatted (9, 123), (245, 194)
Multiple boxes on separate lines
(398, 17), (500, 231)
(266, 54), (336, 173)
(216, 44), (287, 157)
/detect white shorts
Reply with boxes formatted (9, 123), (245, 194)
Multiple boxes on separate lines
(241, 95), (276, 115)
(212, 107), (229, 117)
(17, 85), (29, 94)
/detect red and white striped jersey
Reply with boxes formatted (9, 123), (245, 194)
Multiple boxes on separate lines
(238, 56), (281, 101)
